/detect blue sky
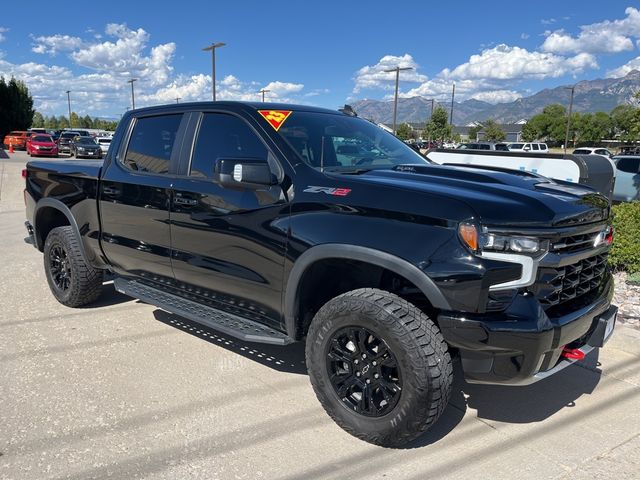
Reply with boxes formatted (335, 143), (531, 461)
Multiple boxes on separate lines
(1, 0), (639, 118)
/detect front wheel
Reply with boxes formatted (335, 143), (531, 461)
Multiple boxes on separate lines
(43, 226), (103, 307)
(306, 288), (453, 447)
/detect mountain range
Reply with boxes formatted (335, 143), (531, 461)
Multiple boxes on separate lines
(351, 70), (640, 126)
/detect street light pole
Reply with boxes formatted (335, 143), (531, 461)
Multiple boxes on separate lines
(383, 66), (413, 135)
(428, 98), (435, 145)
(175, 97), (181, 104)
(127, 79), (137, 110)
(258, 89), (270, 102)
(564, 85), (575, 154)
(202, 42), (226, 101)
(65, 90), (72, 128)
(450, 83), (455, 125)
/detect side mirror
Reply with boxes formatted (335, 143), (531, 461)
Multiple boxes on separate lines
(215, 158), (276, 188)
(523, 145), (531, 151)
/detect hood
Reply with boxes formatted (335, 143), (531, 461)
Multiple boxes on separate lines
(347, 164), (609, 227)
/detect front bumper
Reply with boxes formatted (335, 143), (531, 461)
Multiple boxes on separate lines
(438, 273), (616, 385)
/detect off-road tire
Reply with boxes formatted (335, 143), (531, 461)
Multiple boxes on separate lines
(306, 288), (453, 447)
(43, 226), (103, 307)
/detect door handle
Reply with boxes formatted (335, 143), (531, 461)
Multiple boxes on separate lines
(102, 186), (120, 196)
(173, 195), (198, 206)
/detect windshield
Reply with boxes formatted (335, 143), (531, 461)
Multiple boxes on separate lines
(33, 135), (52, 142)
(276, 111), (430, 170)
(77, 137), (97, 145)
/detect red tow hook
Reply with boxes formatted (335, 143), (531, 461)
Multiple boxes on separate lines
(562, 347), (586, 361)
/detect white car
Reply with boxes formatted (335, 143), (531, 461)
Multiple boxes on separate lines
(97, 137), (112, 153)
(507, 142), (548, 153)
(573, 147), (613, 158)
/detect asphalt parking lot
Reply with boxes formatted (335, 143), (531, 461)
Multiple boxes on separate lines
(1, 149), (640, 480)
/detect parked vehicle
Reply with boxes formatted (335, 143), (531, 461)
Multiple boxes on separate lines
(25, 101), (617, 447)
(56, 131), (80, 156)
(28, 128), (48, 135)
(3, 131), (29, 149)
(457, 142), (509, 151)
(26, 134), (58, 158)
(96, 137), (112, 153)
(573, 147), (613, 158)
(508, 142), (549, 153)
(611, 155), (640, 202)
(70, 136), (102, 159)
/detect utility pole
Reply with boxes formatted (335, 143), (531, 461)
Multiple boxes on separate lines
(258, 89), (270, 102)
(428, 99), (435, 145)
(450, 83), (455, 125)
(65, 90), (72, 128)
(383, 66), (413, 135)
(127, 79), (137, 110)
(202, 42), (226, 101)
(175, 97), (181, 104)
(564, 85), (575, 153)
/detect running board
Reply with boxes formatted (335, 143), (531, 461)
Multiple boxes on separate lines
(114, 278), (292, 345)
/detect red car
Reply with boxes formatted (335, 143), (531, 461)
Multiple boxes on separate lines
(27, 134), (58, 157)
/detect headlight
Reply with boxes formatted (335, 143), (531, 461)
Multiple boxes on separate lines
(77, 147), (85, 151)
(483, 233), (540, 253)
(458, 223), (543, 254)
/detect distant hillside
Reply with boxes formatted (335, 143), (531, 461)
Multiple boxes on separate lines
(351, 70), (640, 125)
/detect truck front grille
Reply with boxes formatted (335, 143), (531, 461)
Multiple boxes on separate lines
(550, 231), (600, 254)
(531, 253), (608, 309)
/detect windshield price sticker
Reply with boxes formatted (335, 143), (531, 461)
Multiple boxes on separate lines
(258, 110), (292, 131)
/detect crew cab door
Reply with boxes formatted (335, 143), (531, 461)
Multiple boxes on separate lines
(99, 113), (186, 282)
(169, 112), (289, 329)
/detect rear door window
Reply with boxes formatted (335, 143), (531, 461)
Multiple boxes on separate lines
(532, 144), (539, 151)
(122, 114), (182, 174)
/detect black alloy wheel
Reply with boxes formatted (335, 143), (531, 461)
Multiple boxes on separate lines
(49, 244), (72, 292)
(326, 326), (402, 417)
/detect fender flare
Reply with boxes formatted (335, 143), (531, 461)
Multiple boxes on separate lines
(34, 198), (89, 263)
(284, 244), (451, 338)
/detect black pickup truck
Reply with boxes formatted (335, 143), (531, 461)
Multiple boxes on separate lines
(24, 102), (617, 447)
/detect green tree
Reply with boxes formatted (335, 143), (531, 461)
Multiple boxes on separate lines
(32, 111), (45, 128)
(468, 124), (481, 141)
(58, 116), (69, 129)
(0, 76), (35, 139)
(69, 111), (79, 128)
(521, 121), (539, 142)
(482, 119), (506, 142)
(396, 123), (413, 140)
(574, 112), (612, 144)
(422, 107), (452, 141)
(81, 115), (94, 129)
(523, 104), (567, 143)
(611, 104), (638, 141)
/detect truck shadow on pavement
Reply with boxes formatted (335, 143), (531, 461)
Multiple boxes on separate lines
(152, 309), (603, 449)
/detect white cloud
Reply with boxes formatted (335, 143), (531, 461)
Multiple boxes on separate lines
(356, 43), (599, 105)
(520, 33), (530, 40)
(470, 90), (522, 104)
(1, 23), (308, 116)
(353, 54), (428, 93)
(0, 27), (8, 43)
(444, 44), (597, 80)
(607, 56), (640, 78)
(32, 34), (85, 55)
(541, 7), (640, 54)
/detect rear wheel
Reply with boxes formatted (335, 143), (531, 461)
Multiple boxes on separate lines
(43, 226), (103, 307)
(306, 288), (453, 447)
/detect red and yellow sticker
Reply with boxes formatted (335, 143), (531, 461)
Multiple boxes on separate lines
(258, 110), (292, 131)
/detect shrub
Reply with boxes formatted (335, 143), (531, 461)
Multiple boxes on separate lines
(609, 202), (640, 274)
